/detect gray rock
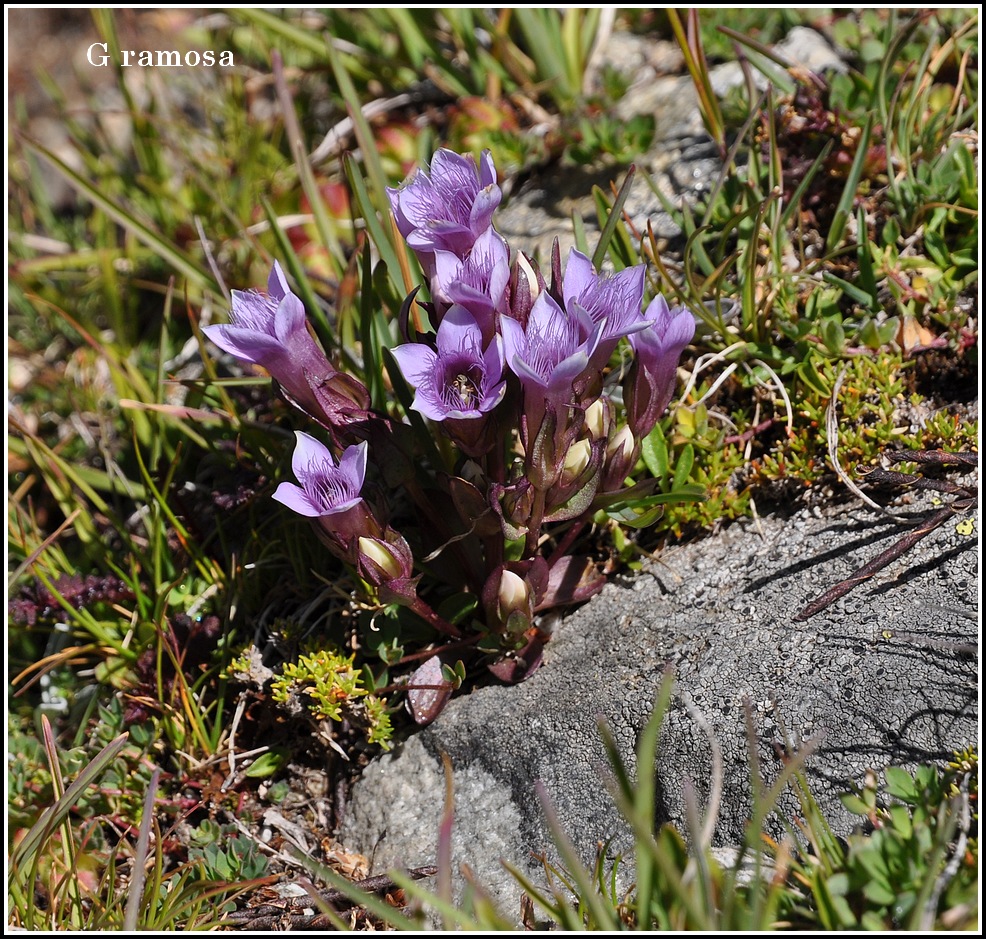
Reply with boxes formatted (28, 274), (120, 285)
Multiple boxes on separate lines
(340, 498), (978, 922)
(495, 104), (718, 264)
(774, 26), (848, 75)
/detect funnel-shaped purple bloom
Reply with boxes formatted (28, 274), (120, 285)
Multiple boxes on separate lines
(388, 149), (501, 273)
(625, 294), (696, 438)
(432, 227), (509, 344)
(204, 261), (316, 369)
(501, 291), (605, 475)
(203, 262), (370, 431)
(500, 291), (602, 401)
(562, 249), (647, 366)
(391, 305), (506, 422)
(272, 433), (368, 518)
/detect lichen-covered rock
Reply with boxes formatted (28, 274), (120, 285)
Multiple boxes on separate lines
(340, 499), (978, 922)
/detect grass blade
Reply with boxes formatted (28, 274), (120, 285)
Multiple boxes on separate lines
(10, 732), (130, 873)
(22, 138), (212, 292)
(825, 113), (874, 253)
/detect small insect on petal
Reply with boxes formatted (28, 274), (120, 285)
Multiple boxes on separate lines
(406, 655), (453, 725)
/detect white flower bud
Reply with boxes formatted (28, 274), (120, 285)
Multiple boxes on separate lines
(358, 537), (403, 580)
(561, 439), (592, 483)
(497, 569), (531, 620)
(607, 426), (635, 465)
(584, 400), (607, 440)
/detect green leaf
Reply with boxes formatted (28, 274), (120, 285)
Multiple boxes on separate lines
(819, 316), (846, 355)
(822, 270), (878, 310)
(591, 165), (636, 270)
(884, 765), (919, 801)
(343, 153), (406, 302)
(436, 592), (479, 626)
(244, 748), (290, 779)
(887, 803), (913, 837)
(641, 422), (670, 482)
(672, 443), (695, 490)
(839, 792), (873, 816)
(10, 728), (130, 873)
(826, 112), (874, 252)
(607, 502), (666, 529)
(798, 358), (831, 397)
(826, 871), (849, 896)
(863, 879), (897, 907)
(25, 139), (212, 292)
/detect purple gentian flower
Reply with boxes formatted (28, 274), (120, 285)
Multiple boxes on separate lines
(388, 149), (501, 273)
(272, 432), (368, 518)
(501, 291), (605, 474)
(500, 291), (603, 401)
(562, 249), (647, 366)
(624, 294), (696, 438)
(391, 305), (506, 422)
(431, 227), (509, 344)
(203, 261), (370, 431)
(204, 261), (323, 376)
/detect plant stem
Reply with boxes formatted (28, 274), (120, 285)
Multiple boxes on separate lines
(525, 488), (547, 557)
(409, 596), (462, 639)
(546, 517), (589, 566)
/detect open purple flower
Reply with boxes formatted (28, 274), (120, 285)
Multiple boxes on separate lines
(203, 261), (370, 432)
(204, 261), (320, 374)
(273, 432), (368, 518)
(501, 291), (605, 480)
(388, 149), (501, 272)
(391, 305), (506, 422)
(624, 294), (696, 438)
(431, 227), (509, 345)
(562, 249), (647, 366)
(500, 290), (603, 402)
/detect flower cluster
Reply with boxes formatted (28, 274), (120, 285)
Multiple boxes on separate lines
(207, 148), (695, 723)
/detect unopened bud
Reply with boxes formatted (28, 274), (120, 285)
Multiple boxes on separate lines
(607, 426), (636, 464)
(603, 425), (638, 491)
(497, 570), (531, 620)
(584, 400), (607, 440)
(358, 536), (404, 581)
(561, 439), (592, 485)
(515, 252), (540, 301)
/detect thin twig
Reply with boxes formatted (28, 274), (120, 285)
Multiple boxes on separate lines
(858, 464), (975, 496)
(194, 215), (229, 302)
(222, 693), (250, 791)
(886, 449), (978, 467)
(225, 867), (438, 925)
(678, 341), (746, 406)
(124, 767), (161, 932)
(680, 692), (723, 851)
(309, 92), (413, 165)
(748, 358), (794, 436)
(794, 504), (960, 621)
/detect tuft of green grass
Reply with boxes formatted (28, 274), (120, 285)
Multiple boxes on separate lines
(292, 676), (978, 930)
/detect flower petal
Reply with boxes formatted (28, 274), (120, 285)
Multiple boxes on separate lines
(202, 323), (282, 365)
(435, 304), (484, 357)
(267, 260), (291, 303)
(478, 149), (498, 189)
(410, 391), (453, 422)
(229, 288), (276, 334)
(290, 430), (336, 481)
(562, 249), (595, 310)
(272, 481), (324, 517)
(337, 440), (369, 493)
(391, 343), (438, 389)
